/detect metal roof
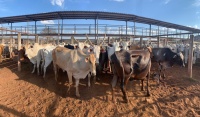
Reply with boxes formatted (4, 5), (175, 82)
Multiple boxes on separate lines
(0, 11), (200, 33)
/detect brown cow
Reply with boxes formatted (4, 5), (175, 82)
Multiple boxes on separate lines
(0, 44), (4, 63)
(110, 47), (152, 103)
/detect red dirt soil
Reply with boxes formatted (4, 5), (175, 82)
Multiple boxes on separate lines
(0, 58), (200, 117)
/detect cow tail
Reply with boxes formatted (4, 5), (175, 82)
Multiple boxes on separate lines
(119, 58), (125, 84)
(111, 53), (125, 84)
(52, 48), (56, 63)
(42, 49), (45, 61)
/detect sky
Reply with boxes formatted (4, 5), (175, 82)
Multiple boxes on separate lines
(0, 0), (200, 29)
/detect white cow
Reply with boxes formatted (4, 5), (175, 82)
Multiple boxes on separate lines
(193, 45), (197, 64)
(195, 44), (200, 58)
(120, 41), (130, 50)
(170, 44), (178, 53)
(25, 43), (53, 75)
(107, 41), (121, 60)
(177, 43), (185, 53)
(25, 43), (43, 74)
(40, 45), (56, 78)
(52, 46), (96, 97)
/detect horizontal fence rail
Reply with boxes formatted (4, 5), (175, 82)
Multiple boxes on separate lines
(0, 24), (193, 40)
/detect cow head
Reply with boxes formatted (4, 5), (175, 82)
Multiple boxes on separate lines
(173, 52), (185, 67)
(24, 44), (37, 60)
(113, 41), (120, 51)
(120, 41), (130, 50)
(78, 42), (85, 50)
(92, 45), (101, 65)
(86, 54), (96, 77)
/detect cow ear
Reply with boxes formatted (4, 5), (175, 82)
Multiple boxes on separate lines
(173, 55), (177, 58)
(85, 57), (89, 62)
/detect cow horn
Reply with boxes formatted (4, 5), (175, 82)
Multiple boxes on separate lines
(129, 36), (131, 44)
(73, 36), (80, 43)
(173, 55), (177, 58)
(99, 34), (106, 46)
(83, 38), (88, 44)
(86, 34), (93, 46)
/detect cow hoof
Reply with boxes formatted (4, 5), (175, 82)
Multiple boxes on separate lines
(123, 99), (129, 103)
(87, 85), (91, 88)
(76, 94), (80, 98)
(123, 97), (129, 103)
(146, 93), (151, 97)
(97, 77), (100, 81)
(112, 99), (117, 104)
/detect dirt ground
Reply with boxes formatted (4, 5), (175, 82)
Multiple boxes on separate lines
(0, 58), (200, 117)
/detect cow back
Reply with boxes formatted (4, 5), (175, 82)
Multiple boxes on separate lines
(152, 48), (184, 67)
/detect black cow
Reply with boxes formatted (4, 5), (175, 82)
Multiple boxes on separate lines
(97, 47), (109, 74)
(110, 47), (152, 103)
(151, 48), (185, 84)
(64, 44), (75, 49)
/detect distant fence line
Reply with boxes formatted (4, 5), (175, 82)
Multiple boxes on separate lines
(0, 24), (192, 40)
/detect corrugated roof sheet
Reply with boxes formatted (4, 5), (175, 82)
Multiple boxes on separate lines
(0, 11), (200, 33)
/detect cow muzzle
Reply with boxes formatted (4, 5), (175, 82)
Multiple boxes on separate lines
(95, 63), (99, 66)
(91, 72), (96, 77)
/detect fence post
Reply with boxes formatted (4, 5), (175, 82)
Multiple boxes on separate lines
(157, 36), (160, 48)
(35, 35), (39, 43)
(9, 37), (13, 58)
(71, 36), (74, 44)
(140, 37), (143, 47)
(108, 37), (110, 44)
(188, 35), (194, 78)
(18, 33), (21, 71)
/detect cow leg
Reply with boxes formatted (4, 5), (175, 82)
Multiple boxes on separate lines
(158, 64), (163, 85)
(141, 79), (144, 91)
(162, 68), (166, 79)
(146, 71), (150, 96)
(37, 59), (41, 76)
(41, 60), (45, 75)
(53, 62), (58, 81)
(31, 63), (36, 73)
(67, 71), (73, 93)
(43, 60), (51, 78)
(105, 60), (109, 72)
(111, 75), (118, 103)
(87, 73), (91, 87)
(185, 57), (188, 64)
(108, 60), (112, 73)
(120, 81), (128, 103)
(75, 79), (80, 97)
(159, 65), (166, 79)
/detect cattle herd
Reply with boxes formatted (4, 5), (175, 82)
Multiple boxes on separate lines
(1, 37), (199, 103)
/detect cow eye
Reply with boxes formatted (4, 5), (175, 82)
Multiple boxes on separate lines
(132, 55), (139, 58)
